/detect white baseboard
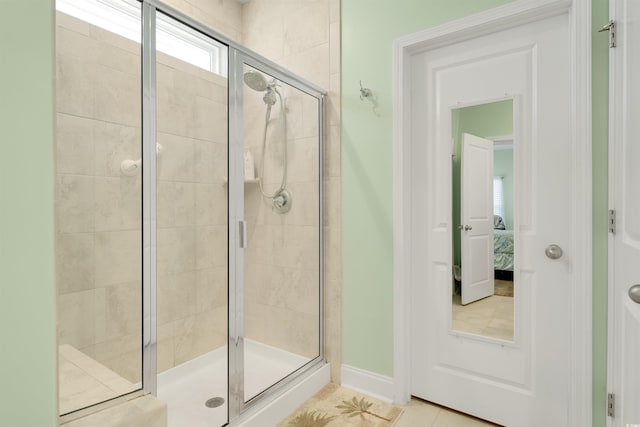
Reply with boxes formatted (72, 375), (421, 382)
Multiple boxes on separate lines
(340, 365), (394, 403)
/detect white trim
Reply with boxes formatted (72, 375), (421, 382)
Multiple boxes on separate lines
(567, 0), (593, 425)
(340, 365), (394, 403)
(392, 0), (592, 424)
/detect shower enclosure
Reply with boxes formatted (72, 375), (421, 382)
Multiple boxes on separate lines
(55, 1), (325, 425)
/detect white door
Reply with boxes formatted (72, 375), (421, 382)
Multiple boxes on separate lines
(461, 133), (495, 305)
(608, 0), (640, 424)
(410, 14), (573, 426)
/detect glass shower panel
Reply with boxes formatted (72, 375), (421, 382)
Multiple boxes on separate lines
(242, 64), (321, 402)
(55, 0), (142, 415)
(154, 11), (229, 427)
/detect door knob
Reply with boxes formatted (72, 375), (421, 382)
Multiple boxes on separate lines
(545, 244), (563, 260)
(629, 285), (640, 304)
(464, 225), (472, 231)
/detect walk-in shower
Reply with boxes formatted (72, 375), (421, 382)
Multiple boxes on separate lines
(54, 0), (325, 425)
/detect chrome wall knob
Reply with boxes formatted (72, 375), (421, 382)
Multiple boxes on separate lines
(545, 244), (563, 260)
(629, 285), (640, 304)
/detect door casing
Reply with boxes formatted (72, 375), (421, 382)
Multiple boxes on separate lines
(391, 0), (592, 425)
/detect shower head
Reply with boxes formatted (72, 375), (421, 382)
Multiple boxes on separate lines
(243, 70), (269, 92)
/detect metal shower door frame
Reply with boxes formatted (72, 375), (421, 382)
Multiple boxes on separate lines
(139, 0), (327, 423)
(228, 50), (326, 419)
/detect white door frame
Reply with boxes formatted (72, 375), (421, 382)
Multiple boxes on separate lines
(391, 0), (592, 425)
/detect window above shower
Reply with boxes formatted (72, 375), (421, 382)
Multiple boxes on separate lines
(56, 0), (228, 76)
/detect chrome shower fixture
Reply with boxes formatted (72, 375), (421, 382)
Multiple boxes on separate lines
(243, 68), (291, 214)
(243, 70), (277, 105)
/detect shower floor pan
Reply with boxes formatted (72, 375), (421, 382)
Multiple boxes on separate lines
(157, 339), (312, 427)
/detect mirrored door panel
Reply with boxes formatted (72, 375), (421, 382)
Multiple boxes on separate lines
(154, 10), (229, 427)
(451, 99), (515, 341)
(241, 63), (321, 402)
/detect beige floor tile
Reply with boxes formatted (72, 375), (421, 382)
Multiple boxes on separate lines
(452, 284), (514, 341)
(393, 398), (440, 426)
(432, 409), (497, 427)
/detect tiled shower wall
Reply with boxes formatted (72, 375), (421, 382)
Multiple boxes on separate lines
(56, 12), (229, 381)
(241, 0), (342, 381)
(56, 12), (144, 383)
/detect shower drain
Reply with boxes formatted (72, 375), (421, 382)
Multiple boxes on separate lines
(205, 397), (225, 409)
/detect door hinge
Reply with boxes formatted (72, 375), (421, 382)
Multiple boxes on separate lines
(608, 392), (616, 417)
(609, 209), (616, 234)
(599, 20), (616, 48)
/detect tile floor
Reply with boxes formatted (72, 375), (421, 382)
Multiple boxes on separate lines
(451, 281), (514, 341)
(394, 398), (499, 427)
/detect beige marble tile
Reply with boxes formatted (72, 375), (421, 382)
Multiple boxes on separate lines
(329, 0), (340, 24)
(193, 95), (228, 143)
(94, 176), (141, 232)
(156, 132), (196, 182)
(283, 1), (329, 56)
(244, 301), (267, 343)
(329, 73), (341, 126)
(58, 289), (100, 350)
(56, 53), (96, 118)
(94, 230), (142, 287)
(91, 333), (140, 367)
(196, 267), (227, 313)
(56, 113), (95, 176)
(57, 175), (95, 233)
(93, 121), (141, 178)
(90, 24), (141, 56)
(329, 22), (340, 76)
(242, 0), (285, 61)
(56, 11), (91, 36)
(157, 271), (197, 324)
(99, 281), (142, 342)
(57, 232), (95, 294)
(92, 64), (140, 127)
(195, 183), (227, 226)
(324, 225), (341, 282)
(157, 227), (196, 276)
(195, 225), (227, 269)
(282, 42), (331, 90)
(281, 225), (320, 270)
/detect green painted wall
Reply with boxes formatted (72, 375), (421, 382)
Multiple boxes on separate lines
(451, 100), (513, 266)
(342, 1), (610, 425)
(341, 0), (512, 377)
(0, 0), (57, 426)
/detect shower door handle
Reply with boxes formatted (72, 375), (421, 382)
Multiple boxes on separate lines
(238, 220), (247, 249)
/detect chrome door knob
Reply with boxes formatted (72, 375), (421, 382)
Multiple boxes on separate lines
(545, 244), (563, 260)
(629, 285), (640, 304)
(464, 225), (472, 231)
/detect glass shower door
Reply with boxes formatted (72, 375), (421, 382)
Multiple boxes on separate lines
(235, 59), (322, 405)
(153, 9), (229, 427)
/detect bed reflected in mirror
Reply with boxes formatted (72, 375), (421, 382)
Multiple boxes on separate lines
(451, 99), (515, 341)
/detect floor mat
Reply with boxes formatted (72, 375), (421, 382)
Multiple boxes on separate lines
(278, 383), (404, 427)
